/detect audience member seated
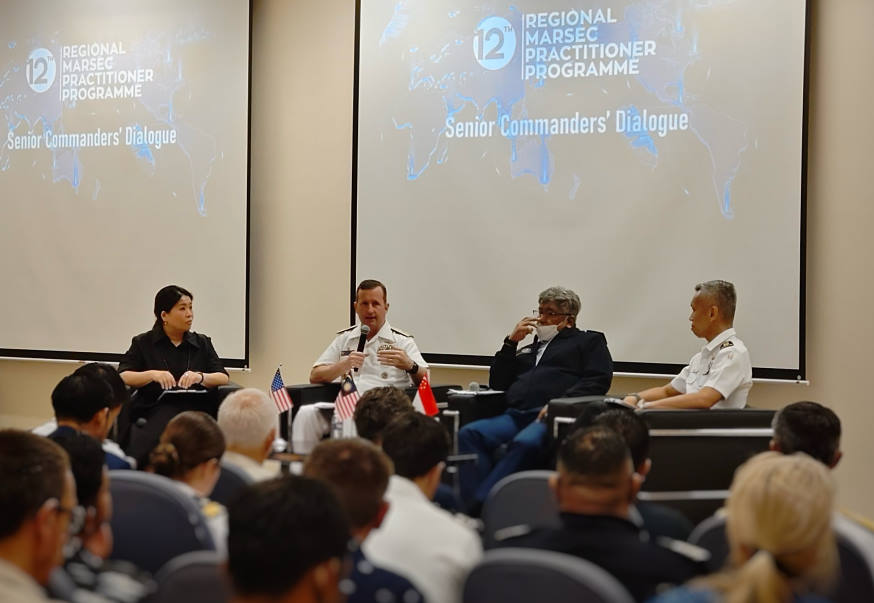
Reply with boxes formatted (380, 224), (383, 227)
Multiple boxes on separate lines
(570, 404), (694, 540)
(363, 413), (482, 603)
(217, 388), (281, 481)
(0, 430), (77, 603)
(47, 429), (155, 602)
(623, 280), (752, 410)
(651, 452), (837, 603)
(770, 401), (842, 469)
(353, 386), (415, 445)
(496, 426), (707, 602)
(354, 386), (461, 512)
(226, 475), (350, 603)
(37, 366), (135, 469)
(147, 411), (228, 555)
(304, 439), (424, 603)
(458, 286), (613, 514)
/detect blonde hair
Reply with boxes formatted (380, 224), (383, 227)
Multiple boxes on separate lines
(698, 451), (837, 603)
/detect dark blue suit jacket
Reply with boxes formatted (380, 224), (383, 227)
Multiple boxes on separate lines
(490, 327), (613, 411)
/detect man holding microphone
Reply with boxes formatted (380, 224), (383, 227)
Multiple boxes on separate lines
(291, 279), (427, 453)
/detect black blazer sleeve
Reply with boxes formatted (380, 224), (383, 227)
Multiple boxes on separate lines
(563, 331), (613, 397)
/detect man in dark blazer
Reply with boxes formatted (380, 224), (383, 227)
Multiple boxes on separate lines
(458, 286), (613, 512)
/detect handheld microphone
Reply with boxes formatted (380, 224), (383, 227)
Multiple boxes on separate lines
(355, 324), (370, 371)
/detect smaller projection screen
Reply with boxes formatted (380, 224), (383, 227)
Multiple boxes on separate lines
(355, 0), (807, 379)
(1, 0), (250, 365)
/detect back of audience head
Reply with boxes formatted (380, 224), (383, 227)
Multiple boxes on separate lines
(553, 426), (642, 516)
(380, 413), (449, 499)
(227, 476), (349, 602)
(73, 362), (130, 408)
(149, 411), (225, 496)
(353, 386), (413, 444)
(700, 451), (836, 602)
(48, 429), (113, 559)
(218, 388), (276, 461)
(51, 370), (118, 440)
(570, 403), (651, 473)
(770, 401), (842, 468)
(303, 439), (393, 539)
(0, 430), (75, 585)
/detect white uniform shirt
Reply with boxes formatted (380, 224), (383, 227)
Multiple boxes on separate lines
(313, 322), (427, 393)
(362, 475), (482, 603)
(670, 328), (752, 409)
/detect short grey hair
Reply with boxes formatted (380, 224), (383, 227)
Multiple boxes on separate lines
(218, 388), (276, 450)
(695, 280), (737, 323)
(538, 286), (581, 324)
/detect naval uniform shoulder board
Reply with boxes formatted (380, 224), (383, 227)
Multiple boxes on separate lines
(390, 327), (414, 338)
(336, 325), (357, 335)
(719, 340), (734, 349)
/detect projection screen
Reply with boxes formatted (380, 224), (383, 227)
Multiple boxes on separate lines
(1, 0), (250, 365)
(355, 0), (807, 379)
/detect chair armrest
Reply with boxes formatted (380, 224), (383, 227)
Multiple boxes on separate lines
(546, 395), (625, 441)
(447, 392), (507, 426)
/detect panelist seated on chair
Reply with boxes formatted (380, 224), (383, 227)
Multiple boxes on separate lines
(458, 286), (613, 512)
(624, 280), (752, 411)
(117, 285), (228, 460)
(496, 427), (707, 602)
(292, 279), (428, 454)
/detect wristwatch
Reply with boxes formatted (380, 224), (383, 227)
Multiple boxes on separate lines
(406, 361), (419, 375)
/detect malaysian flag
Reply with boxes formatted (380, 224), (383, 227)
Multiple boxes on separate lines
(270, 367), (293, 414)
(334, 373), (361, 420)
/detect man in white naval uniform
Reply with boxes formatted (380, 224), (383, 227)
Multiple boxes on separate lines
(624, 280), (752, 410)
(291, 279), (428, 453)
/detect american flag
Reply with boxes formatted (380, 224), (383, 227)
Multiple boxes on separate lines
(334, 373), (361, 420)
(270, 367), (293, 414)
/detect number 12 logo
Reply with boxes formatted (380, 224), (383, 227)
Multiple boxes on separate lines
(26, 48), (57, 94)
(473, 16), (516, 71)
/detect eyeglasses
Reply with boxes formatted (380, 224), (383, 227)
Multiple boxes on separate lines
(533, 309), (572, 319)
(53, 502), (86, 536)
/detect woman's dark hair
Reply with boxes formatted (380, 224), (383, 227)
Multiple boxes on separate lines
(149, 411), (224, 479)
(153, 285), (193, 329)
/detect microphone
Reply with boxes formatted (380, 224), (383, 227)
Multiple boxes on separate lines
(355, 324), (370, 371)
(468, 381), (481, 393)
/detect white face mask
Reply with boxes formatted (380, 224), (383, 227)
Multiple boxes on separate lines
(535, 323), (559, 342)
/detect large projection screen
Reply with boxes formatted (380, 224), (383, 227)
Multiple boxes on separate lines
(1, 0), (250, 366)
(355, 0), (807, 380)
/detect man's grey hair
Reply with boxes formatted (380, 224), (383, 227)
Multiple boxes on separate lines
(218, 388), (277, 450)
(539, 286), (581, 324)
(694, 280), (737, 323)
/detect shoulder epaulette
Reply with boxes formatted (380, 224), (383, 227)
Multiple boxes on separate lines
(201, 500), (225, 518)
(336, 325), (357, 335)
(391, 327), (414, 338)
(719, 340), (734, 349)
